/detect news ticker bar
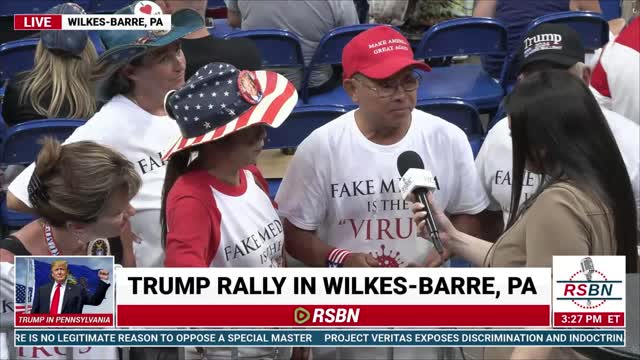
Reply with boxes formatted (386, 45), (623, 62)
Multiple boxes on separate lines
(15, 329), (625, 347)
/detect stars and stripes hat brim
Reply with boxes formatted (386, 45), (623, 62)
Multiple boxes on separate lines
(162, 63), (298, 161)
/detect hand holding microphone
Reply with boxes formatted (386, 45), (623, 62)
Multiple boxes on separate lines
(398, 151), (457, 261)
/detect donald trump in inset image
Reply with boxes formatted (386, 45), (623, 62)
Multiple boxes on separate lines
(31, 260), (110, 314)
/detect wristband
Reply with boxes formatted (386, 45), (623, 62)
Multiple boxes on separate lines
(326, 248), (352, 267)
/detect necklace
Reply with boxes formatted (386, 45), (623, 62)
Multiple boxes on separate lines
(43, 222), (111, 256)
(43, 223), (61, 256)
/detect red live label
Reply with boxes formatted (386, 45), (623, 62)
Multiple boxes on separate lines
(14, 15), (62, 30)
(554, 312), (624, 327)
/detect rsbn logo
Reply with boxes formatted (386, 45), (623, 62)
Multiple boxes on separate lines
(294, 307), (360, 325)
(556, 257), (622, 309)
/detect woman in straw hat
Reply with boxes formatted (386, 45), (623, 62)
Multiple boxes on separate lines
(6, 1), (204, 269)
(161, 62), (308, 359)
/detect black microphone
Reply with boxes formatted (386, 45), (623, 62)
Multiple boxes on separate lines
(397, 151), (444, 256)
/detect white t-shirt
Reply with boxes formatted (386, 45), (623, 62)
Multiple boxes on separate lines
(209, 171), (285, 268)
(8, 95), (179, 267)
(475, 107), (640, 228)
(0, 262), (117, 360)
(591, 18), (639, 124)
(276, 109), (490, 267)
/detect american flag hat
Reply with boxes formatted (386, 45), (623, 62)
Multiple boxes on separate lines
(162, 62), (298, 161)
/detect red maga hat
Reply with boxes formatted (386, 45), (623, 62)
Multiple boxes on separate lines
(342, 26), (431, 80)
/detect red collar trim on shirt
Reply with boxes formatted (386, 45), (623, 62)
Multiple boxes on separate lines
(202, 169), (248, 197)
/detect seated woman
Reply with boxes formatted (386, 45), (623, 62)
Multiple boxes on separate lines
(1, 3), (98, 194)
(6, 2), (204, 269)
(0, 138), (141, 359)
(412, 70), (638, 359)
(161, 62), (307, 359)
(1, 3), (97, 126)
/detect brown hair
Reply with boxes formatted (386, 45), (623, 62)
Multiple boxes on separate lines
(93, 56), (144, 101)
(29, 138), (142, 227)
(160, 149), (193, 247)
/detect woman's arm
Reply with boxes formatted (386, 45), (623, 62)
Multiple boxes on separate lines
(473, 0), (497, 17)
(447, 224), (495, 267)
(164, 196), (215, 267)
(570, 0), (602, 13)
(225, 0), (242, 28)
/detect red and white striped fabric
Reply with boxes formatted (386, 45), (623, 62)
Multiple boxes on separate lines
(162, 70), (298, 161)
(591, 18), (639, 124)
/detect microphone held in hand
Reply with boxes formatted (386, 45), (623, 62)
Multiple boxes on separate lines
(397, 151), (444, 256)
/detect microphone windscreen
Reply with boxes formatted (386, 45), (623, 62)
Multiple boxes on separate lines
(397, 150), (425, 176)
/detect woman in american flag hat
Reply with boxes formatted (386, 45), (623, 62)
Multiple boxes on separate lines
(160, 62), (309, 359)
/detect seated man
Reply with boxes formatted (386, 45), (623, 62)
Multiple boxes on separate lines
(276, 26), (490, 359)
(476, 24), (640, 233)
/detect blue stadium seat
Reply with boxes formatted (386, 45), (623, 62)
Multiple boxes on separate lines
(0, 33), (105, 83)
(416, 98), (484, 157)
(264, 104), (349, 196)
(487, 101), (507, 132)
(223, 29), (304, 69)
(207, 0), (226, 10)
(0, 87), (5, 125)
(302, 24), (383, 107)
(0, 119), (85, 229)
(89, 0), (134, 14)
(264, 104), (348, 149)
(527, 11), (609, 50)
(210, 19), (238, 38)
(414, 17), (508, 113)
(0, 38), (39, 82)
(501, 11), (610, 90)
(599, 0), (622, 21)
(0, 0), (90, 16)
(0, 115), (7, 150)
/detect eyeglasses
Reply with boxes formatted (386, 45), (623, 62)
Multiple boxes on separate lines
(353, 72), (422, 98)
